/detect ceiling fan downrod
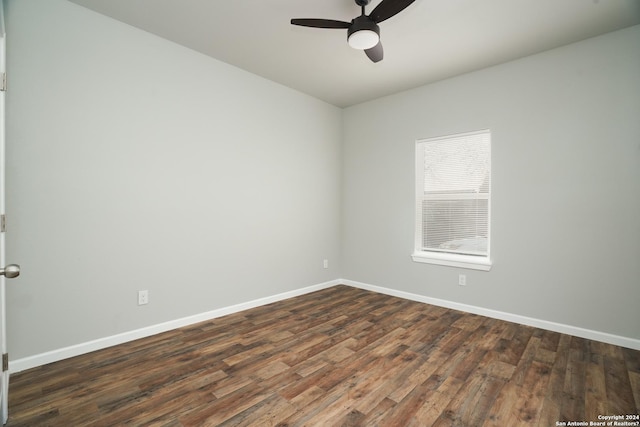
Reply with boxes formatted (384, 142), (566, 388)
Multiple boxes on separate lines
(355, 0), (370, 12)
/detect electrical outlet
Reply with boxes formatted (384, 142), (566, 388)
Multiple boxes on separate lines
(458, 274), (466, 286)
(138, 290), (149, 305)
(323, 259), (329, 269)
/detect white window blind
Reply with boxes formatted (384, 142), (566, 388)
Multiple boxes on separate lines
(413, 130), (491, 270)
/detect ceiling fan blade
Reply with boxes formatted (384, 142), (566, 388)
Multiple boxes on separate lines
(290, 18), (351, 29)
(369, 0), (416, 24)
(365, 41), (383, 63)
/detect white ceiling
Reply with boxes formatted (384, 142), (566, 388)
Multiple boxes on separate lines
(68, 0), (640, 107)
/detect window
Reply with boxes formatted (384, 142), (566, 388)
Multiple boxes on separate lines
(412, 130), (492, 271)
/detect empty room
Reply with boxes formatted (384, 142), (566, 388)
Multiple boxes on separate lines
(1, 0), (639, 425)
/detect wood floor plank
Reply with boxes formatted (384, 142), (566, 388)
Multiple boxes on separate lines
(585, 341), (609, 420)
(378, 380), (433, 427)
(436, 370), (503, 426)
(603, 352), (637, 414)
(6, 285), (639, 426)
(561, 337), (589, 421)
(386, 347), (450, 403)
(536, 333), (572, 427)
(408, 375), (465, 427)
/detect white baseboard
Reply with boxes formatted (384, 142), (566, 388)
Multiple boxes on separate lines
(9, 279), (341, 373)
(342, 279), (640, 351)
(10, 277), (639, 373)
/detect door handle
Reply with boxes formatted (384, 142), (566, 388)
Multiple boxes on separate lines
(0, 264), (20, 279)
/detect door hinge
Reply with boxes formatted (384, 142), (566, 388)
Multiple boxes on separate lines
(1, 214), (5, 232)
(2, 354), (7, 372)
(0, 73), (5, 92)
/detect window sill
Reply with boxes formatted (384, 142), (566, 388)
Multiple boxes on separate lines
(411, 251), (492, 271)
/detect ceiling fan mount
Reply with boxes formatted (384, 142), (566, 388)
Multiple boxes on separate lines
(291, 0), (416, 63)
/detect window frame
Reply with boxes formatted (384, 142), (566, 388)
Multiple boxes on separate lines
(412, 130), (492, 271)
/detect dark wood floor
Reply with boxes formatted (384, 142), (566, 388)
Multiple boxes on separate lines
(6, 285), (640, 426)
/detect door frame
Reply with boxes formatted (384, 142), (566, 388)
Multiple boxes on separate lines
(0, 0), (9, 423)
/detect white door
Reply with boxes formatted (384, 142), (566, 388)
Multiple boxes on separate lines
(0, 1), (20, 424)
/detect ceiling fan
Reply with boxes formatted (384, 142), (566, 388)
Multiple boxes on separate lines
(291, 0), (416, 63)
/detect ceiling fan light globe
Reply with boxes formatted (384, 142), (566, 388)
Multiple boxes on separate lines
(348, 30), (379, 50)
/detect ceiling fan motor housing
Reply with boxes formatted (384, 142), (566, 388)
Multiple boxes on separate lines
(347, 15), (380, 46)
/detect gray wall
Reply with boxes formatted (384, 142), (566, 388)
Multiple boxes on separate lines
(5, 0), (342, 359)
(342, 25), (640, 340)
(5, 0), (639, 363)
